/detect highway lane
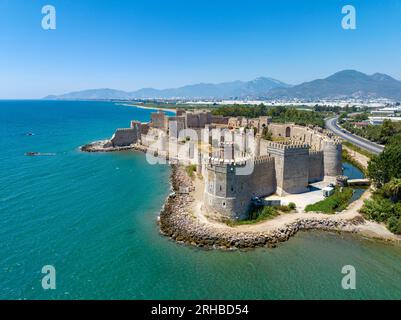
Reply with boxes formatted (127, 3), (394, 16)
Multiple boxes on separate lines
(325, 117), (384, 155)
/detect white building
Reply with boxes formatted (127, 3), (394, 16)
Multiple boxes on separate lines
(369, 117), (401, 125)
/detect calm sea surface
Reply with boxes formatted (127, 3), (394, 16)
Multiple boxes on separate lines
(1, 100), (400, 299)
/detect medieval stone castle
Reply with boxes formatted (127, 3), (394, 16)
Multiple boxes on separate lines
(108, 108), (342, 220)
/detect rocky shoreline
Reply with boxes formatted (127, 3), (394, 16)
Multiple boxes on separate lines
(80, 140), (148, 153)
(79, 140), (397, 249)
(159, 165), (366, 250)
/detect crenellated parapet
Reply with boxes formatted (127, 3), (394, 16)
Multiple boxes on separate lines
(264, 141), (310, 150)
(309, 150), (324, 156)
(254, 155), (275, 165)
(265, 140), (310, 196)
(207, 154), (274, 167)
(109, 111), (345, 222)
(263, 123), (342, 178)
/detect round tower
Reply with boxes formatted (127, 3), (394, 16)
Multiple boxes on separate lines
(323, 141), (342, 177)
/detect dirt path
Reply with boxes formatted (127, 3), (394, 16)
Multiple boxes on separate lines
(187, 148), (401, 243)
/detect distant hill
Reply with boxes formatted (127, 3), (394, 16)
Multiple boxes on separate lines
(43, 77), (291, 100)
(43, 70), (401, 101)
(43, 88), (132, 100)
(268, 70), (401, 100)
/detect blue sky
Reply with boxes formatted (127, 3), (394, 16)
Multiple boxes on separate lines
(1, 0), (401, 98)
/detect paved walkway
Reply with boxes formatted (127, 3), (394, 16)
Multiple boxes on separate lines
(186, 142), (401, 243)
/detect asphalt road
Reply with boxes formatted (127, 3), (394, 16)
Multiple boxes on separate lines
(325, 117), (384, 155)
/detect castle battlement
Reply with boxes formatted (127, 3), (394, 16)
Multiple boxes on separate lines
(309, 150), (324, 156)
(254, 155), (275, 164)
(115, 128), (136, 132)
(290, 124), (341, 145)
(265, 141), (310, 150)
(208, 157), (249, 166)
(325, 139), (342, 145)
(113, 112), (344, 222)
(207, 154), (274, 167)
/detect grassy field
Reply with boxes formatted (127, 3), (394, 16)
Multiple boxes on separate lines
(226, 203), (296, 226)
(305, 187), (354, 214)
(226, 206), (280, 226)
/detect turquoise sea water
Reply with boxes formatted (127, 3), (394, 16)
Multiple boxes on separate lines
(1, 100), (401, 300)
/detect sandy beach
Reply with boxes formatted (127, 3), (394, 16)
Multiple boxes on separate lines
(119, 103), (177, 113)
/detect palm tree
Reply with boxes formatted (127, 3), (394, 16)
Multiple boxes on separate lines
(384, 178), (401, 202)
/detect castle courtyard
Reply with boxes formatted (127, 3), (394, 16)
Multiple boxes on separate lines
(263, 177), (337, 212)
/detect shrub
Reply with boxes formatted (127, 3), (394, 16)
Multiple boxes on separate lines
(288, 202), (296, 210)
(387, 216), (401, 235)
(185, 164), (197, 178)
(258, 206), (279, 219)
(360, 192), (401, 234)
(277, 205), (289, 212)
(228, 205), (279, 226)
(262, 127), (273, 140)
(359, 195), (394, 223)
(248, 205), (278, 220)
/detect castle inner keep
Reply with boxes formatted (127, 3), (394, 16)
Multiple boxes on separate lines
(203, 122), (342, 220)
(108, 110), (342, 220)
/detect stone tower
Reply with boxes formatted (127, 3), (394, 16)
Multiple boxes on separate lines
(203, 156), (276, 221)
(204, 160), (250, 220)
(322, 140), (342, 177)
(266, 142), (310, 196)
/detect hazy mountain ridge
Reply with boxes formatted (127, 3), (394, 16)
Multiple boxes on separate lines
(43, 77), (291, 100)
(268, 70), (401, 100)
(43, 88), (132, 100)
(44, 70), (401, 101)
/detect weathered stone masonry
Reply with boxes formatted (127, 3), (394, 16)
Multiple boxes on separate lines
(204, 156), (276, 220)
(203, 122), (342, 220)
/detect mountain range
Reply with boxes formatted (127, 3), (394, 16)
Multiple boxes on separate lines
(44, 70), (401, 101)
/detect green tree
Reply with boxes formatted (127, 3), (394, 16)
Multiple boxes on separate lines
(387, 216), (401, 234)
(353, 113), (369, 122)
(261, 127), (272, 140)
(379, 120), (396, 143)
(360, 196), (394, 222)
(368, 134), (401, 186)
(383, 178), (401, 202)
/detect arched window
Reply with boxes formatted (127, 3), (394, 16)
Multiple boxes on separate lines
(285, 127), (291, 137)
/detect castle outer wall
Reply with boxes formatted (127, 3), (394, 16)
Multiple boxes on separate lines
(308, 151), (324, 183)
(204, 122), (342, 220)
(109, 128), (140, 147)
(106, 111), (343, 221)
(265, 123), (342, 178)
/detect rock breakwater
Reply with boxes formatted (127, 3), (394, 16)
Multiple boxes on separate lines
(80, 141), (147, 153)
(159, 165), (366, 250)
